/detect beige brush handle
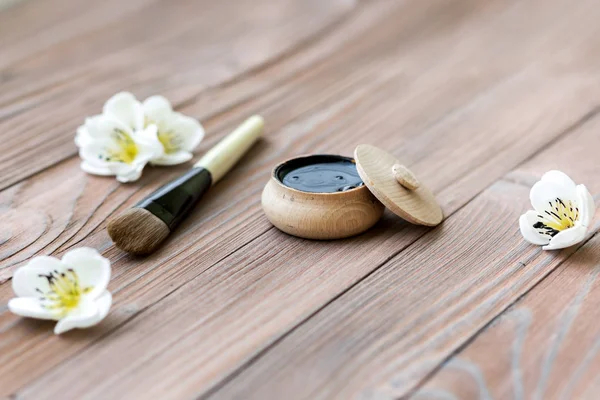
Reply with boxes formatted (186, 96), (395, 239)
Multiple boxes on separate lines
(194, 115), (264, 184)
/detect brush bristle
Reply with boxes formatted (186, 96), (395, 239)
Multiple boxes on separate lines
(107, 208), (170, 255)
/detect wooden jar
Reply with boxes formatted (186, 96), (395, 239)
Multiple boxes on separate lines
(262, 155), (384, 239)
(262, 146), (443, 240)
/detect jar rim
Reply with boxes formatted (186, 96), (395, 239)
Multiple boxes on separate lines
(273, 154), (365, 195)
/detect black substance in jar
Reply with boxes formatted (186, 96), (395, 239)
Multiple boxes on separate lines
(277, 155), (364, 193)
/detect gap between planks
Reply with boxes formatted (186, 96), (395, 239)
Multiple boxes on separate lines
(407, 228), (600, 399)
(0, 44), (404, 279)
(0, 0), (398, 278)
(0, 0), (367, 191)
(14, 101), (600, 399)
(7, 0), (600, 396)
(201, 111), (600, 400)
(202, 105), (600, 399)
(411, 227), (600, 399)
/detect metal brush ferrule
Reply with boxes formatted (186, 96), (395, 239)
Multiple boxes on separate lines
(136, 167), (212, 230)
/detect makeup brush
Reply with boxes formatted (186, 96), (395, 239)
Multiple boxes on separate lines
(107, 115), (264, 255)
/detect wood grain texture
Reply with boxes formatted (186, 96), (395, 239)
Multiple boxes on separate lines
(4, 0), (599, 279)
(1, 0), (469, 391)
(1, 0), (600, 398)
(9, 2), (600, 399)
(0, 0), (355, 189)
(413, 236), (600, 400)
(413, 121), (600, 400)
(209, 106), (600, 400)
(0, 0), (387, 281)
(0, 0), (24, 11)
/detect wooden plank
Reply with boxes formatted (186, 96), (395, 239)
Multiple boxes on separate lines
(0, 0), (402, 280)
(0, 0), (161, 62)
(0, 0), (26, 12)
(412, 235), (600, 400)
(5, 0), (600, 397)
(0, 0), (355, 190)
(0, 0), (468, 392)
(4, 0), (600, 397)
(0, 0), (399, 278)
(1, 0), (531, 281)
(208, 107), (600, 399)
(4, 0), (598, 280)
(413, 137), (600, 400)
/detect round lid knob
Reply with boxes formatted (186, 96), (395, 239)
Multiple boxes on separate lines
(354, 144), (443, 226)
(392, 164), (420, 190)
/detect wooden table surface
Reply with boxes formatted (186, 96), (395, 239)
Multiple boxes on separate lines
(1, 0), (600, 399)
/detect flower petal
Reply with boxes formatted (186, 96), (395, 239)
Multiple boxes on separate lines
(80, 161), (115, 176)
(75, 125), (92, 148)
(135, 125), (164, 159)
(94, 291), (112, 322)
(115, 165), (145, 183)
(170, 114), (205, 151)
(150, 151), (193, 166)
(543, 224), (587, 250)
(53, 292), (111, 334)
(80, 140), (125, 169)
(143, 95), (172, 122)
(84, 114), (134, 140)
(577, 184), (596, 228)
(53, 298), (100, 335)
(61, 248), (111, 300)
(134, 123), (161, 146)
(519, 211), (551, 246)
(79, 121), (153, 181)
(540, 170), (577, 193)
(8, 297), (58, 320)
(107, 128), (165, 179)
(12, 256), (64, 297)
(95, 155), (150, 183)
(103, 92), (144, 131)
(530, 180), (577, 215)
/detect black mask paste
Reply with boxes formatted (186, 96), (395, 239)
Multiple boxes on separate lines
(277, 155), (364, 193)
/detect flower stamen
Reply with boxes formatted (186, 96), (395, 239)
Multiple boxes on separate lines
(533, 197), (580, 238)
(99, 128), (139, 164)
(37, 269), (92, 317)
(158, 130), (184, 154)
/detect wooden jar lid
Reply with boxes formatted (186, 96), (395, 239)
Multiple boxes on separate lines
(354, 144), (443, 226)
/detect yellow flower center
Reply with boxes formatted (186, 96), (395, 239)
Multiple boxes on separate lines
(100, 128), (138, 164)
(114, 128), (138, 164)
(534, 198), (580, 237)
(158, 130), (181, 154)
(146, 117), (181, 154)
(37, 269), (92, 317)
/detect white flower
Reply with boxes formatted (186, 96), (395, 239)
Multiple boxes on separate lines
(76, 92), (145, 148)
(140, 95), (205, 165)
(76, 92), (204, 176)
(519, 170), (595, 250)
(103, 91), (145, 132)
(77, 114), (163, 182)
(8, 248), (112, 335)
